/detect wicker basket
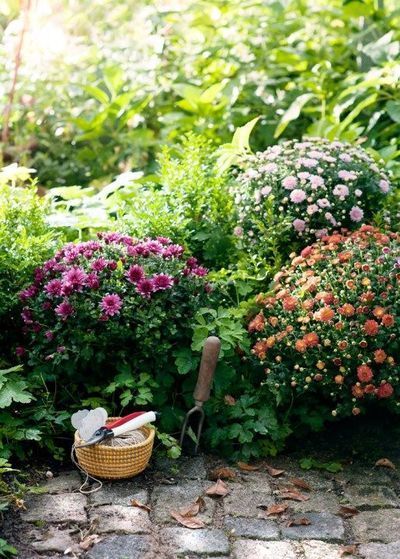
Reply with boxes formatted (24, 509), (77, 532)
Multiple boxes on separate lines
(74, 418), (155, 479)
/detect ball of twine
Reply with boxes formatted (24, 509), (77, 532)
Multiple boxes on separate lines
(101, 429), (146, 447)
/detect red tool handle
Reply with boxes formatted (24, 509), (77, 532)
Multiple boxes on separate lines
(105, 411), (146, 430)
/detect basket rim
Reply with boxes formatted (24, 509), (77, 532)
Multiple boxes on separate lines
(74, 420), (155, 451)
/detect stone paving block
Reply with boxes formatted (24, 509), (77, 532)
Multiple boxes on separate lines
(289, 491), (340, 514)
(152, 481), (214, 524)
(351, 510), (400, 543)
(224, 515), (280, 539)
(90, 480), (149, 507)
(21, 493), (87, 523)
(334, 466), (395, 486)
(31, 527), (76, 553)
(87, 534), (152, 559)
(161, 527), (230, 555)
(232, 539), (298, 559)
(224, 488), (274, 518)
(359, 540), (400, 559)
(281, 512), (345, 541)
(89, 505), (151, 534)
(41, 470), (81, 494)
(264, 462), (335, 491)
(342, 484), (399, 508)
(301, 540), (342, 559)
(236, 471), (274, 494)
(154, 455), (207, 480)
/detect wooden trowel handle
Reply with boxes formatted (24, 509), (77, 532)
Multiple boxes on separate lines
(193, 336), (221, 404)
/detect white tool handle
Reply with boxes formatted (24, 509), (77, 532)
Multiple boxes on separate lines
(111, 411), (157, 437)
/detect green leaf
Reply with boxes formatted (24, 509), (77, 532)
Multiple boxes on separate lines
(174, 348), (195, 375)
(274, 93), (314, 138)
(337, 93), (377, 133)
(82, 84), (110, 105)
(231, 116), (260, 151)
(386, 101), (400, 123)
(0, 380), (33, 408)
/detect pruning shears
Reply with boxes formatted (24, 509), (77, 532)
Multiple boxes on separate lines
(74, 410), (158, 448)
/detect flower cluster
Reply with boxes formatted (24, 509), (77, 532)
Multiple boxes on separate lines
(233, 138), (390, 258)
(247, 226), (399, 418)
(19, 233), (209, 368)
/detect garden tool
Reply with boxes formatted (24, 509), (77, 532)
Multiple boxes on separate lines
(180, 336), (221, 454)
(74, 410), (158, 448)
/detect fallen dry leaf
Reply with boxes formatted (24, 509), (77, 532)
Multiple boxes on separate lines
(178, 496), (206, 517)
(265, 464), (285, 477)
(79, 534), (102, 551)
(237, 461), (260, 472)
(205, 478), (230, 497)
(375, 458), (396, 470)
(280, 489), (310, 502)
(286, 517), (311, 527)
(337, 505), (360, 518)
(340, 544), (359, 556)
(130, 499), (152, 512)
(170, 510), (205, 529)
(209, 466), (236, 480)
(290, 478), (312, 491)
(263, 503), (289, 516)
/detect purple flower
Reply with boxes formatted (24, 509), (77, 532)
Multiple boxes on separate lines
(186, 257), (198, 268)
(290, 189), (306, 204)
(62, 267), (87, 290)
(162, 244), (185, 259)
(100, 294), (123, 316)
(34, 267), (45, 283)
(21, 308), (33, 324)
(15, 346), (25, 357)
(107, 260), (118, 271)
(44, 279), (64, 297)
(156, 236), (172, 245)
(349, 206), (364, 222)
(126, 265), (145, 284)
(57, 346), (66, 353)
(91, 258), (107, 272)
(45, 330), (54, 341)
(55, 301), (74, 319)
(293, 218), (306, 232)
(19, 284), (38, 302)
(191, 266), (208, 277)
(86, 273), (100, 289)
(152, 274), (174, 291)
(136, 278), (155, 298)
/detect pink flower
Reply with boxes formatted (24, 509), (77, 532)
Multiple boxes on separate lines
(290, 189), (306, 204)
(126, 265), (145, 284)
(308, 150), (324, 159)
(338, 170), (357, 181)
(191, 266), (208, 277)
(91, 258), (107, 272)
(100, 294), (122, 316)
(298, 172), (310, 180)
(136, 278), (155, 298)
(261, 186), (272, 196)
(315, 228), (328, 238)
(349, 206), (364, 222)
(152, 274), (174, 291)
(317, 198), (330, 208)
(55, 301), (74, 319)
(44, 279), (63, 297)
(262, 163), (278, 173)
(333, 184), (349, 198)
(339, 153), (352, 163)
(309, 175), (324, 189)
(282, 176), (297, 190)
(298, 157), (318, 168)
(325, 212), (337, 225)
(293, 218), (306, 232)
(86, 273), (100, 289)
(62, 267), (87, 290)
(379, 180), (390, 193)
(233, 226), (243, 237)
(45, 330), (54, 341)
(307, 204), (319, 215)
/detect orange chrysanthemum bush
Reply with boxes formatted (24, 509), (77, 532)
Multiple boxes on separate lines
(248, 225), (400, 425)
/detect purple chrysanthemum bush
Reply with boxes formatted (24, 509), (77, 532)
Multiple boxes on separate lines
(19, 233), (210, 396)
(232, 138), (391, 264)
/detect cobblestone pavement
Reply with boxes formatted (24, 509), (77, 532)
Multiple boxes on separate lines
(4, 454), (400, 559)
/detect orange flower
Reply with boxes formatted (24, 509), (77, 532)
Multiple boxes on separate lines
(252, 340), (268, 360)
(360, 291), (375, 303)
(303, 299), (315, 311)
(352, 385), (364, 399)
(335, 322), (344, 330)
(374, 349), (387, 364)
(381, 314), (394, 327)
(303, 332), (319, 348)
(364, 320), (379, 336)
(282, 296), (298, 311)
(372, 306), (385, 319)
(269, 317), (279, 327)
(295, 339), (307, 353)
(364, 384), (376, 394)
(316, 291), (334, 305)
(357, 365), (373, 383)
(377, 382), (394, 399)
(346, 280), (356, 290)
(338, 303), (355, 317)
(338, 340), (348, 350)
(266, 336), (276, 348)
(314, 307), (335, 322)
(334, 375), (344, 384)
(248, 313), (265, 333)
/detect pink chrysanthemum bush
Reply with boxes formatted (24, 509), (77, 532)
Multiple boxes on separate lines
(233, 138), (391, 265)
(19, 233), (210, 429)
(247, 226), (399, 427)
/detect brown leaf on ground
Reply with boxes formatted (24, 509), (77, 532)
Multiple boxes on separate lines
(262, 503), (289, 516)
(237, 461), (260, 471)
(178, 496), (206, 517)
(280, 489), (310, 502)
(170, 510), (205, 529)
(265, 464), (285, 477)
(209, 467), (236, 480)
(290, 478), (312, 491)
(79, 535), (102, 551)
(375, 458), (396, 470)
(340, 544), (359, 556)
(337, 505), (360, 518)
(130, 499), (152, 512)
(286, 517), (311, 527)
(205, 478), (230, 497)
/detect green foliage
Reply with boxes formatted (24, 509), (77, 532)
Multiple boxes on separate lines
(299, 457), (343, 473)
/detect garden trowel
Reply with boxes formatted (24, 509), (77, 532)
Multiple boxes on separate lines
(180, 336), (221, 454)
